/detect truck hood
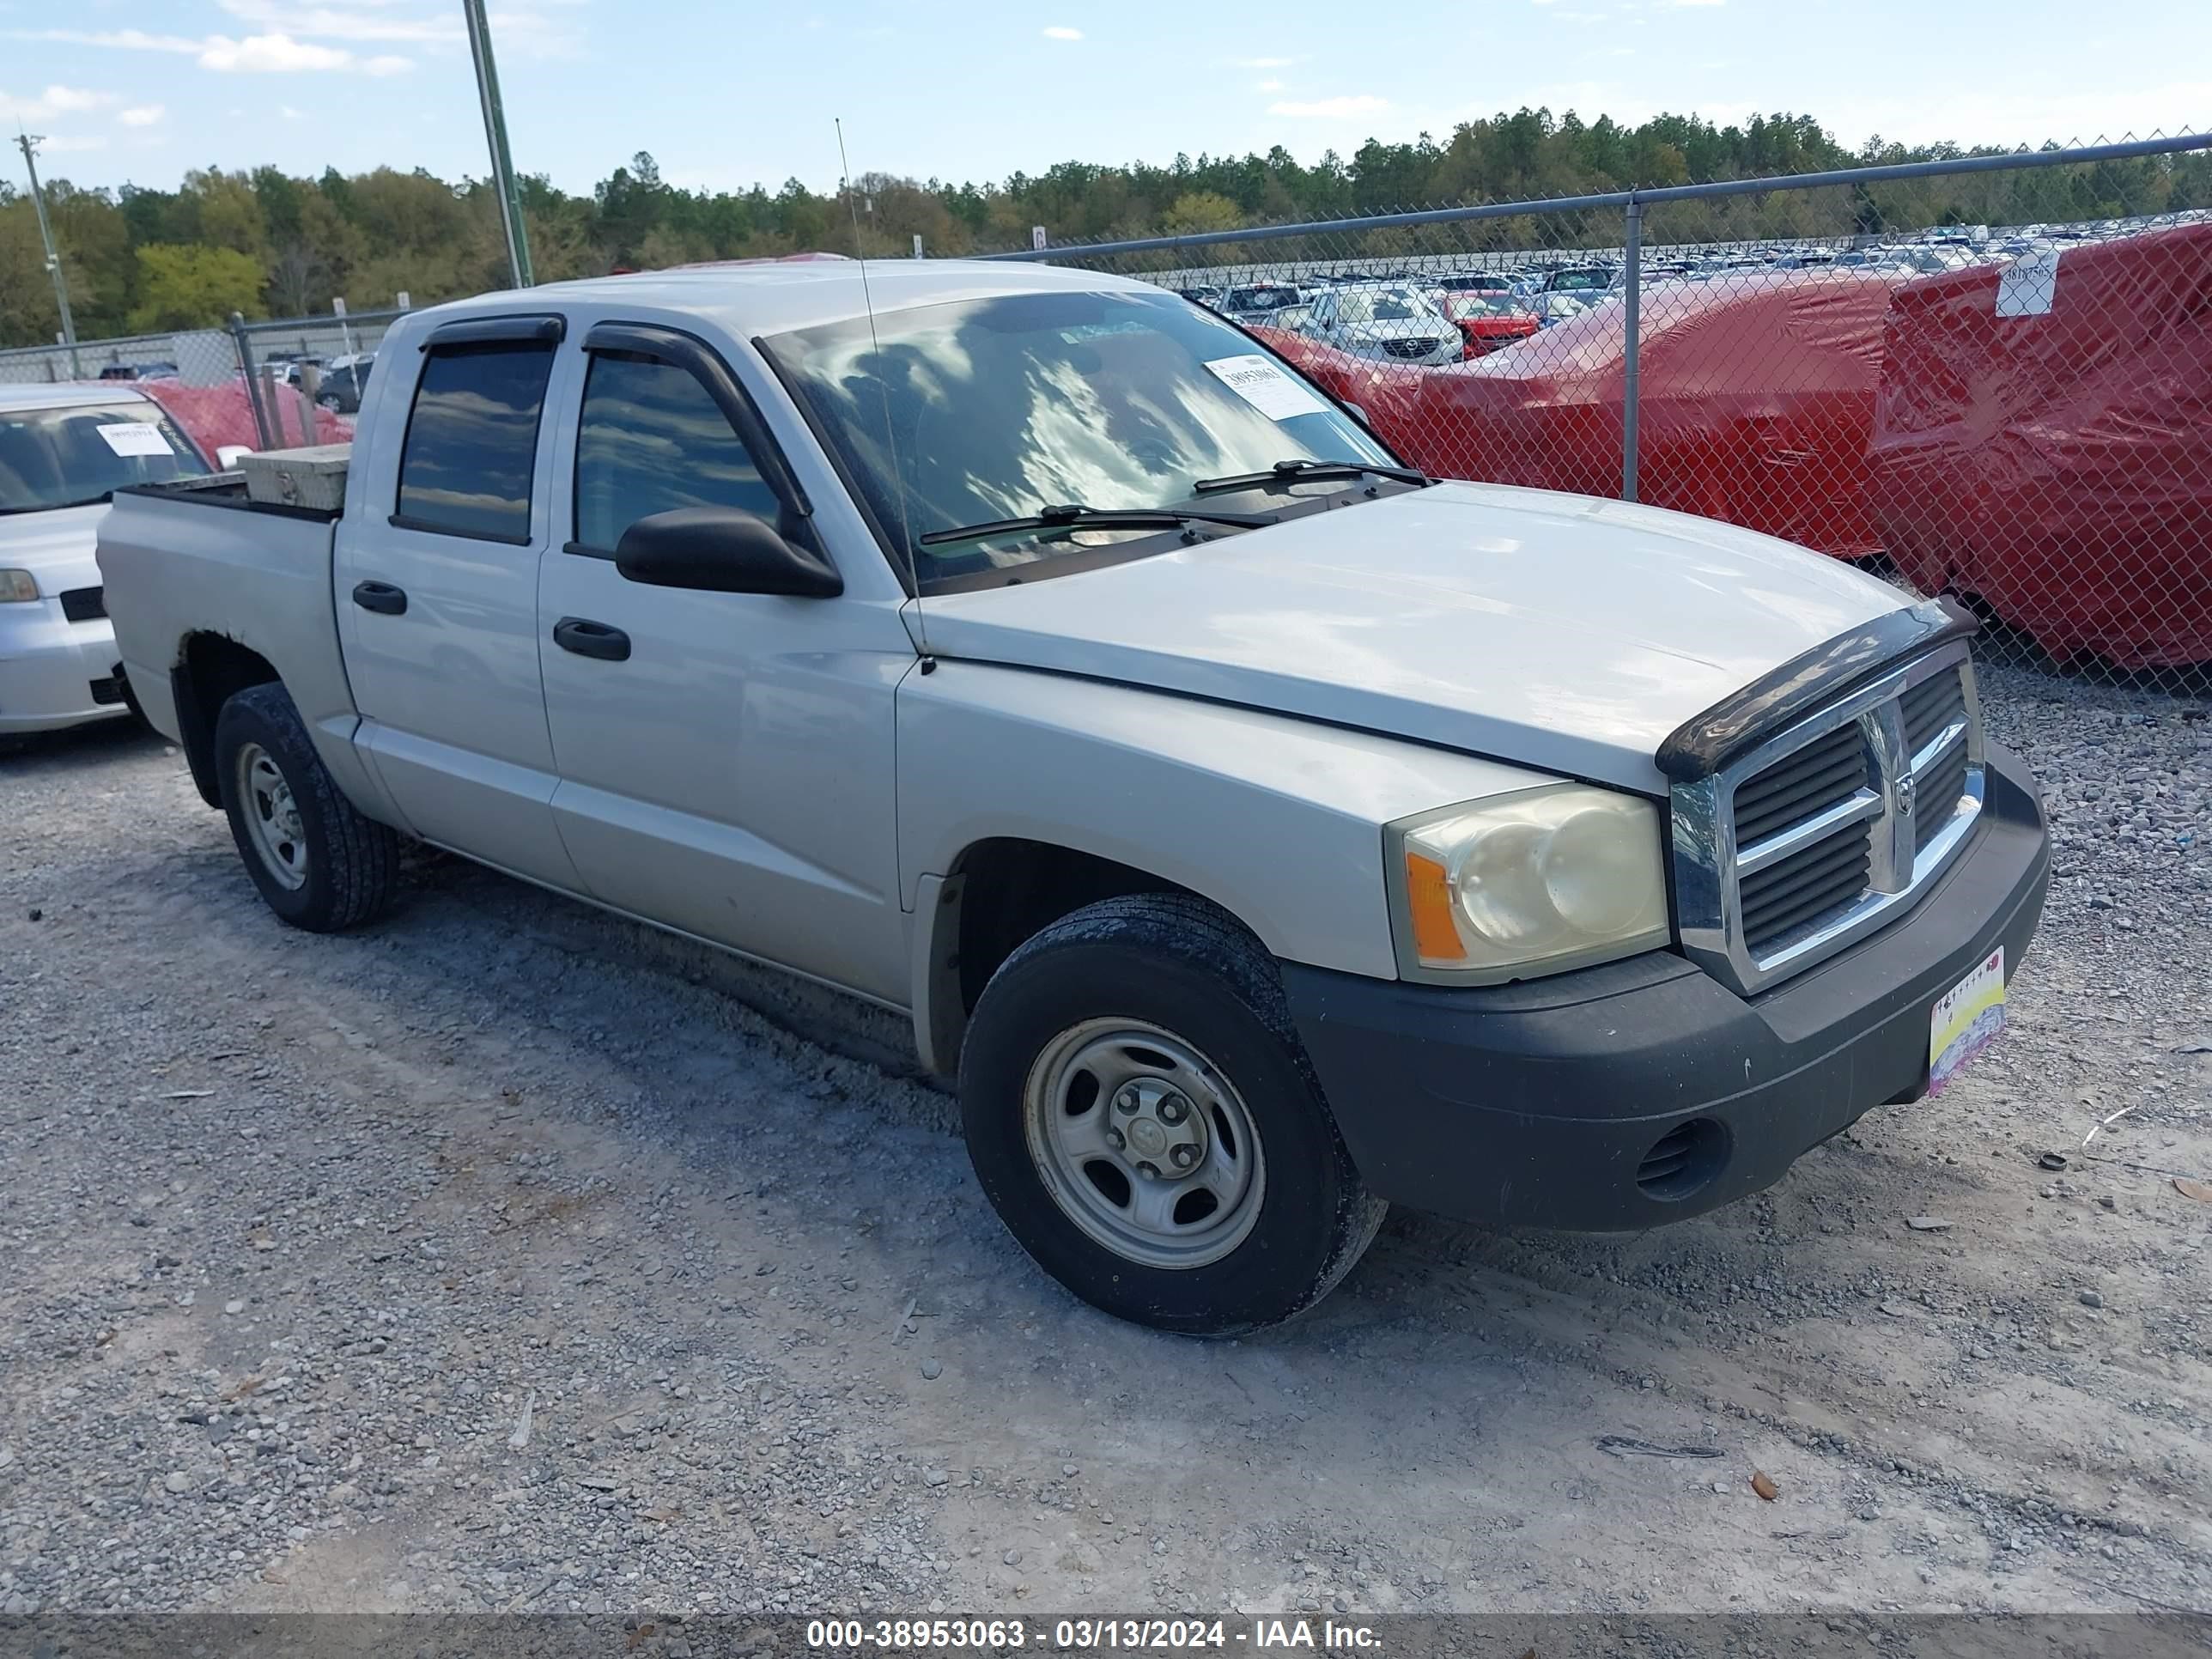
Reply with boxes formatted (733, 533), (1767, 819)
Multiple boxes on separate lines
(915, 482), (1911, 794)
(0, 501), (106, 591)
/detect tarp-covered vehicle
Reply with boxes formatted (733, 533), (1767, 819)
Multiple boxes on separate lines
(1870, 221), (2212, 669)
(1255, 270), (1906, 558)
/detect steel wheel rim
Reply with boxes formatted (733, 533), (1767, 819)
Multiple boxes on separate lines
(1022, 1017), (1267, 1271)
(235, 742), (308, 891)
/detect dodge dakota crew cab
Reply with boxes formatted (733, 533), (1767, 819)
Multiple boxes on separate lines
(98, 260), (2051, 1334)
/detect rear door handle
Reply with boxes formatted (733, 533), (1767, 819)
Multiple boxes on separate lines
(351, 580), (407, 616)
(552, 616), (631, 662)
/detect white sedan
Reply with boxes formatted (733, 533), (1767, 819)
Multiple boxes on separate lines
(1293, 283), (1464, 366)
(1, 382), (214, 734)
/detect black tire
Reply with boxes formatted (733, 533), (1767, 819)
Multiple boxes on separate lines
(958, 892), (1387, 1336)
(212, 681), (399, 932)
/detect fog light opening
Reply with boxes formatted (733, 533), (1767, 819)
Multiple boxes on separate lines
(1637, 1117), (1728, 1201)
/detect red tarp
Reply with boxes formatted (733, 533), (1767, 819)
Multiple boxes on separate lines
(1871, 222), (2212, 669)
(140, 378), (351, 459)
(1254, 270), (1905, 557)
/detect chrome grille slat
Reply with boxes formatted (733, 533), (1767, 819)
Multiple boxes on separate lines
(1736, 787), (1881, 875)
(1669, 641), (1986, 996)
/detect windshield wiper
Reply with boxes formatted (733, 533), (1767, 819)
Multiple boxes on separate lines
(1191, 459), (1429, 495)
(917, 502), (1277, 548)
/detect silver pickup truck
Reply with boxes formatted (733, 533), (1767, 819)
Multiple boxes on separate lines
(98, 260), (2050, 1334)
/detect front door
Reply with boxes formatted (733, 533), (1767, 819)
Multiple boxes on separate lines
(333, 315), (583, 890)
(535, 326), (912, 1005)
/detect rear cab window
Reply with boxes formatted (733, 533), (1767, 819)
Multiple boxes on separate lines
(392, 333), (559, 544)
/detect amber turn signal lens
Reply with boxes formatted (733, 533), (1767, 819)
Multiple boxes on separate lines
(1405, 851), (1466, 963)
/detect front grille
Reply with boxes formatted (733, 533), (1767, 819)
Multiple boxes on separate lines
(1382, 337), (1440, 359)
(1902, 665), (1972, 854)
(1741, 820), (1874, 954)
(1733, 722), (1868, 845)
(1672, 641), (1987, 995)
(1902, 665), (1966, 754)
(59, 586), (106, 622)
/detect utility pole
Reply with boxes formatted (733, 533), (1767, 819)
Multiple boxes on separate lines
(461, 0), (534, 288)
(15, 132), (81, 377)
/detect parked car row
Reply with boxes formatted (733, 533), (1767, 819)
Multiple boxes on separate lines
(1164, 218), (2129, 323)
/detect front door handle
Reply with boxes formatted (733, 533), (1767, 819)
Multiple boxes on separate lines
(352, 580), (407, 616)
(552, 616), (631, 662)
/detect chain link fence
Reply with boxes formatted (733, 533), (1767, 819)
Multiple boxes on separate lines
(0, 306), (408, 455)
(996, 132), (2212, 684)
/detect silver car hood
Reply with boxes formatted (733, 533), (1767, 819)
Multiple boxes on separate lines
(0, 501), (107, 588)
(915, 482), (1910, 794)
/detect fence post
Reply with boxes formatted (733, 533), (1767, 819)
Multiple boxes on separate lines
(1621, 193), (1642, 504)
(230, 313), (275, 451)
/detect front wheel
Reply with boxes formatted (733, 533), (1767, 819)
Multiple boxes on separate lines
(213, 681), (400, 932)
(958, 893), (1387, 1335)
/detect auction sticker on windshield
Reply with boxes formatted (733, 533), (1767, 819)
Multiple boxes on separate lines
(1929, 945), (2004, 1097)
(1203, 355), (1328, 421)
(98, 423), (173, 458)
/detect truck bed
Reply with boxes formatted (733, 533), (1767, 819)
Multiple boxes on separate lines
(96, 474), (379, 811)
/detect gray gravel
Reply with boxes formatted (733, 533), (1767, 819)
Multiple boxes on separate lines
(1, 669), (2207, 1620)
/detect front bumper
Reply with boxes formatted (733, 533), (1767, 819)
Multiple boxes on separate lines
(0, 600), (129, 733)
(1285, 744), (2050, 1231)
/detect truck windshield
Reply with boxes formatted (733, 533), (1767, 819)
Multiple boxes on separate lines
(759, 288), (1395, 585)
(0, 399), (210, 514)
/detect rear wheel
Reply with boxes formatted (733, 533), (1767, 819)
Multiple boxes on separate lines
(213, 681), (399, 932)
(959, 893), (1387, 1335)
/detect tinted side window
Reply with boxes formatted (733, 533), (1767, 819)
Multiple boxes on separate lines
(572, 353), (782, 552)
(394, 342), (556, 542)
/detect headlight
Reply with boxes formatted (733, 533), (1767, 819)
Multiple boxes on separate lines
(1388, 784), (1668, 983)
(0, 568), (40, 604)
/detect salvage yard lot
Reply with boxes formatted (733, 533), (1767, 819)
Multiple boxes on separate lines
(2, 667), (2208, 1618)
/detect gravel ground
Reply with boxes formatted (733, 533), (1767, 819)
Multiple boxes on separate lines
(1, 667), (2207, 1620)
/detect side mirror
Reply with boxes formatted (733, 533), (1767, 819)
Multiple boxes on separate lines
(614, 506), (842, 598)
(216, 444), (252, 469)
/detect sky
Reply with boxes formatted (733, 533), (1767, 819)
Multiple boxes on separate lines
(3, 0), (2210, 198)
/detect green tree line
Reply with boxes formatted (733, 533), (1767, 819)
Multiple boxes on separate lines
(5, 107), (2209, 347)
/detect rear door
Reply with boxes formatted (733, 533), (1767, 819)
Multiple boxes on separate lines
(333, 313), (584, 890)
(534, 322), (912, 1004)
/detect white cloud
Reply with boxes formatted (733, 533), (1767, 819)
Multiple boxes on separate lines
(1269, 94), (1389, 118)
(1042, 25), (1083, 40)
(40, 134), (111, 153)
(118, 103), (167, 126)
(1234, 55), (1297, 68)
(198, 32), (352, 71)
(0, 83), (118, 121)
(1255, 77), (1284, 91)
(214, 0), (462, 44)
(10, 24), (411, 72)
(9, 29), (210, 53)
(279, 105), (304, 119)
(1662, 0), (1725, 7)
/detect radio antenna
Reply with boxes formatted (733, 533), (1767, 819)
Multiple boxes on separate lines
(836, 118), (925, 653)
